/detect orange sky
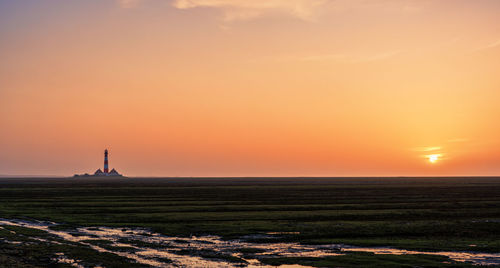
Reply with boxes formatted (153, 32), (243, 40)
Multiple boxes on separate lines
(1, 0), (500, 176)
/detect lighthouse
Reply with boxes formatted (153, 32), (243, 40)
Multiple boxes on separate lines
(104, 149), (109, 173)
(73, 149), (123, 177)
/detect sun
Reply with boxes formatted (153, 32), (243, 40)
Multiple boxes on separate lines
(427, 154), (441, 164)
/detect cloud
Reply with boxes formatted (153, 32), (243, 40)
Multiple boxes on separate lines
(117, 0), (425, 22)
(447, 138), (469, 143)
(172, 0), (330, 21)
(412, 146), (448, 162)
(117, 0), (142, 8)
(299, 54), (350, 62)
(475, 39), (500, 52)
(413, 146), (442, 152)
(294, 49), (403, 63)
(354, 50), (403, 62)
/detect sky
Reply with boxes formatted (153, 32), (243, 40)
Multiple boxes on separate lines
(1, 0), (500, 177)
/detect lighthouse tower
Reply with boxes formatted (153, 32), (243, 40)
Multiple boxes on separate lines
(74, 149), (123, 177)
(104, 149), (109, 174)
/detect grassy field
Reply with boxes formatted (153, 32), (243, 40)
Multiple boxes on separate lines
(0, 177), (499, 267)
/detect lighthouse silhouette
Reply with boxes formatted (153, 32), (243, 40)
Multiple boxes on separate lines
(104, 149), (109, 173)
(94, 149), (121, 176)
(73, 149), (123, 177)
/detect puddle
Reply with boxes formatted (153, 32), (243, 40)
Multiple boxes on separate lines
(0, 238), (22, 245)
(266, 232), (301, 235)
(53, 253), (85, 268)
(1, 218), (499, 267)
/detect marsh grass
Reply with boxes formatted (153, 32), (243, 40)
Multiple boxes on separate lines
(260, 252), (478, 267)
(1, 177), (499, 266)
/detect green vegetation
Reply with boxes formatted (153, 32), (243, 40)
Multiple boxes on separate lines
(0, 177), (499, 267)
(260, 252), (478, 267)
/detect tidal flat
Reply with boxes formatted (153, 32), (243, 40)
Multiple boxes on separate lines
(0, 177), (499, 267)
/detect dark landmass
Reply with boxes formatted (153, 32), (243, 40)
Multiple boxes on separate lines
(0, 177), (499, 267)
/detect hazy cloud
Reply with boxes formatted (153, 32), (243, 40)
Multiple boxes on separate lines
(298, 54), (350, 62)
(295, 49), (403, 63)
(413, 146), (442, 152)
(447, 138), (469, 143)
(475, 39), (500, 52)
(172, 0), (329, 21)
(354, 50), (403, 63)
(412, 146), (446, 162)
(117, 0), (425, 22)
(117, 0), (142, 8)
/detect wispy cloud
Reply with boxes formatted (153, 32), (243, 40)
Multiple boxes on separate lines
(295, 49), (403, 63)
(447, 138), (469, 143)
(354, 50), (403, 63)
(299, 54), (350, 62)
(474, 39), (500, 52)
(117, 0), (142, 8)
(117, 0), (426, 22)
(412, 146), (442, 152)
(412, 146), (448, 163)
(172, 0), (329, 21)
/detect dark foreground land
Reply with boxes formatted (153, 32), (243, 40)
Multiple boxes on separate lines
(1, 177), (499, 267)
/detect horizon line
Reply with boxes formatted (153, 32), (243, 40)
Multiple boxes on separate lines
(1, 175), (500, 179)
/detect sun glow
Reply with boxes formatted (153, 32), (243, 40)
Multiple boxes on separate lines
(427, 154), (441, 164)
(2, 1), (500, 176)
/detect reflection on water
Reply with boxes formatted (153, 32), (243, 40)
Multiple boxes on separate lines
(1, 218), (499, 267)
(53, 253), (85, 268)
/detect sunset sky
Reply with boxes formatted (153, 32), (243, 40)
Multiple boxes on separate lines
(1, 0), (500, 176)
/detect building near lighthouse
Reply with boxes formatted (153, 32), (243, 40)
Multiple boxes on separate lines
(74, 149), (123, 177)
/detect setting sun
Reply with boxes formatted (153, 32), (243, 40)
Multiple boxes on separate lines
(427, 154), (441, 164)
(1, 0), (500, 177)
(2, 1), (500, 267)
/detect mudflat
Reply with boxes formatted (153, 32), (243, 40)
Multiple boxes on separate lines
(1, 177), (499, 267)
